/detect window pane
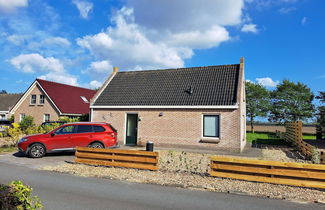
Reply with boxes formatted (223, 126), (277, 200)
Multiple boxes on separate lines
(93, 125), (105, 132)
(39, 95), (45, 104)
(31, 95), (36, 104)
(77, 125), (93, 133)
(203, 115), (219, 137)
(44, 114), (50, 122)
(55, 125), (75, 134)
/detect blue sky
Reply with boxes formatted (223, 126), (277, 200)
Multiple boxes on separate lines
(0, 0), (324, 95)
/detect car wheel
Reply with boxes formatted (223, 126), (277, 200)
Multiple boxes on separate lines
(89, 142), (104, 149)
(28, 143), (46, 158)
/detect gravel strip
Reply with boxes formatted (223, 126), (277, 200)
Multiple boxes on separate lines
(43, 163), (325, 202)
(42, 148), (325, 203)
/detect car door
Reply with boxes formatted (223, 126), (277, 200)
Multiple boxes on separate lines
(48, 125), (76, 150)
(70, 125), (94, 148)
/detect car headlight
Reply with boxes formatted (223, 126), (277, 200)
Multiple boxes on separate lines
(18, 138), (28, 143)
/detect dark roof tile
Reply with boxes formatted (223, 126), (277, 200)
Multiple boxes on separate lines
(94, 64), (240, 106)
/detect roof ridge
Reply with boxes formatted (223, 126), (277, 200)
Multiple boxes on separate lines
(36, 78), (96, 92)
(118, 64), (240, 74)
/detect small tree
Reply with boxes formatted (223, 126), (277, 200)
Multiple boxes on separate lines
(19, 116), (34, 131)
(316, 91), (325, 139)
(246, 81), (270, 132)
(269, 80), (314, 123)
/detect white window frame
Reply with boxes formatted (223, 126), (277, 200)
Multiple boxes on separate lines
(39, 95), (45, 105)
(201, 114), (220, 139)
(19, 113), (26, 122)
(43, 114), (50, 122)
(30, 95), (37, 105)
(0, 114), (6, 120)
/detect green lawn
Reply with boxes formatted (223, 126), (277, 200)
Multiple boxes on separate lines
(246, 132), (317, 146)
(246, 132), (288, 145)
(0, 146), (17, 154)
(302, 134), (316, 140)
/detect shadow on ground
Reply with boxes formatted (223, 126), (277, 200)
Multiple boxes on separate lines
(12, 151), (75, 158)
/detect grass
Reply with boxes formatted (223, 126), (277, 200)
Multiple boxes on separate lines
(302, 134), (316, 140)
(246, 132), (317, 146)
(246, 132), (289, 145)
(0, 146), (17, 154)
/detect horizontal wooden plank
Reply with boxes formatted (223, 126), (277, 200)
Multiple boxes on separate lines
(211, 156), (325, 170)
(76, 151), (158, 163)
(210, 171), (325, 189)
(211, 163), (325, 180)
(76, 147), (158, 157)
(75, 158), (158, 170)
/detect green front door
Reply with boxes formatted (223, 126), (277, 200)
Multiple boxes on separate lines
(126, 114), (138, 145)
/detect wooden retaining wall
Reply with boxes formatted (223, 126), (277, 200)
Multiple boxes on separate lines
(75, 147), (159, 171)
(210, 156), (325, 189)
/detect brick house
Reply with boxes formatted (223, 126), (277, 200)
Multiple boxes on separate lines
(91, 58), (246, 152)
(10, 79), (96, 125)
(0, 93), (23, 120)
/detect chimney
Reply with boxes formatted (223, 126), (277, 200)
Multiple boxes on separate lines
(113, 67), (119, 73)
(240, 57), (244, 64)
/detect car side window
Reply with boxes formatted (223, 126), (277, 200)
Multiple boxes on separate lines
(55, 125), (76, 135)
(93, 125), (105, 132)
(76, 125), (93, 133)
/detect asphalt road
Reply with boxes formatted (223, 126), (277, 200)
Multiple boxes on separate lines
(0, 162), (324, 210)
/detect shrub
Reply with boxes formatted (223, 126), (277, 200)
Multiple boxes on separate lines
(0, 180), (43, 210)
(19, 116), (34, 131)
(7, 126), (23, 142)
(311, 148), (321, 164)
(59, 116), (80, 123)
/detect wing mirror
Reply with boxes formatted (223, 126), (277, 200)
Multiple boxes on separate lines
(51, 133), (55, 137)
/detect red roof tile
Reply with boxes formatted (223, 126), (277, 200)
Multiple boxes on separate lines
(36, 79), (96, 115)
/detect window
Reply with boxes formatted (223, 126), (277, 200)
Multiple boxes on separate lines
(44, 114), (50, 122)
(39, 95), (45, 104)
(19, 113), (26, 122)
(30, 95), (36, 104)
(0, 114), (5, 120)
(76, 125), (93, 133)
(93, 125), (105, 132)
(203, 115), (220, 138)
(55, 125), (76, 135)
(80, 96), (89, 103)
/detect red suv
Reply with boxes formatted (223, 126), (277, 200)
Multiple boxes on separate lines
(18, 122), (118, 158)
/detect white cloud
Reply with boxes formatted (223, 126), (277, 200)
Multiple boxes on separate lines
(89, 60), (113, 74)
(0, 0), (28, 12)
(42, 37), (70, 46)
(77, 2), (243, 70)
(9, 53), (80, 86)
(38, 72), (78, 86)
(10, 53), (64, 73)
(89, 80), (102, 89)
(7, 34), (30, 45)
(72, 0), (93, 19)
(241, 24), (258, 33)
(301, 17), (307, 25)
(256, 77), (279, 87)
(278, 7), (296, 14)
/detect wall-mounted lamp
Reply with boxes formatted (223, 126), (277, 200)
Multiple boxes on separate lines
(159, 112), (164, 117)
(138, 116), (142, 121)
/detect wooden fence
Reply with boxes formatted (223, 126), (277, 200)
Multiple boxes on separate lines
(283, 121), (324, 164)
(75, 147), (159, 171)
(210, 156), (325, 189)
